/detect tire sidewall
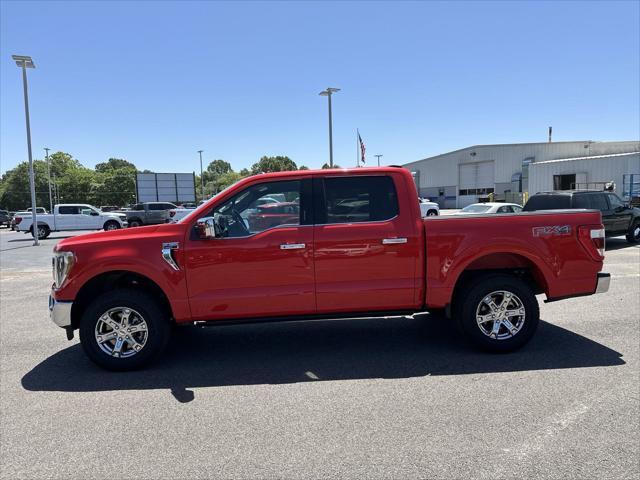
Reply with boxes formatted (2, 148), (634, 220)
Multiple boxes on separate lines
(79, 290), (170, 371)
(458, 275), (539, 352)
(627, 220), (640, 243)
(129, 219), (142, 227)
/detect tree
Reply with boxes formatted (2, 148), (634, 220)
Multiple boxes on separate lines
(321, 163), (341, 169)
(298, 165), (310, 170)
(239, 168), (251, 177)
(250, 156), (297, 174)
(95, 158), (136, 173)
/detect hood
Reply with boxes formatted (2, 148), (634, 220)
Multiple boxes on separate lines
(55, 223), (183, 251)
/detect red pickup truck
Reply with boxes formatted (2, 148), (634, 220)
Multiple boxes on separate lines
(49, 167), (610, 370)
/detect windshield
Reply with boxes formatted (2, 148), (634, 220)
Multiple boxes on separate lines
(461, 204), (491, 213)
(177, 180), (242, 223)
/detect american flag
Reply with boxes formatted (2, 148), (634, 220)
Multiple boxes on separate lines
(358, 131), (366, 164)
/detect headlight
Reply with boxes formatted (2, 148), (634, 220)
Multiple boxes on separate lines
(52, 251), (75, 289)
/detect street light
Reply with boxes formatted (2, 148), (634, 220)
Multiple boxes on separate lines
(374, 154), (383, 167)
(12, 54), (39, 246)
(197, 150), (204, 200)
(44, 147), (53, 212)
(319, 87), (340, 167)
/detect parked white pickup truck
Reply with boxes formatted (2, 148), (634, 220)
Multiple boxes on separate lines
(13, 204), (127, 239)
(419, 198), (440, 217)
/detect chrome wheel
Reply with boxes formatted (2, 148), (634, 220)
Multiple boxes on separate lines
(475, 290), (526, 340)
(105, 222), (119, 231)
(37, 226), (47, 238)
(95, 307), (149, 358)
(634, 225), (640, 240)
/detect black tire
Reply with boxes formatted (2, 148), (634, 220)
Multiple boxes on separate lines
(31, 224), (50, 239)
(454, 274), (539, 352)
(626, 220), (640, 244)
(128, 218), (143, 228)
(427, 210), (438, 217)
(79, 290), (170, 371)
(103, 220), (121, 231)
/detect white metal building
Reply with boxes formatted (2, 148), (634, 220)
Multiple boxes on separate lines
(403, 140), (640, 208)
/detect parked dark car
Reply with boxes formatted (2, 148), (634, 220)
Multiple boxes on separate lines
(0, 210), (11, 227)
(524, 190), (640, 243)
(119, 202), (178, 227)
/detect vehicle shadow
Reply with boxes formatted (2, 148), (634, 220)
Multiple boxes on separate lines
(22, 315), (624, 403)
(606, 237), (639, 251)
(8, 234), (79, 243)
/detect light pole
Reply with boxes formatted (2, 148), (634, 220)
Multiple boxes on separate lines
(44, 147), (53, 212)
(197, 150), (204, 200)
(12, 55), (39, 246)
(319, 87), (340, 167)
(374, 154), (383, 167)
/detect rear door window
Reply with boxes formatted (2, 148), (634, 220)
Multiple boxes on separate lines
(58, 206), (80, 215)
(589, 194), (609, 212)
(320, 176), (398, 224)
(523, 195), (571, 211)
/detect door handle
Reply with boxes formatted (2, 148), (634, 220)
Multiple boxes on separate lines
(280, 243), (306, 250)
(382, 237), (407, 245)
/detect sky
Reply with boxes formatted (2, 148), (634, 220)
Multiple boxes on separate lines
(1, 0), (639, 175)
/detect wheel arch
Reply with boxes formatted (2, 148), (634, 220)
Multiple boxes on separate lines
(450, 252), (549, 309)
(70, 270), (174, 329)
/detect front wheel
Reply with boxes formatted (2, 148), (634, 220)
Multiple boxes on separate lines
(79, 290), (171, 371)
(427, 210), (438, 217)
(103, 220), (121, 231)
(626, 220), (640, 244)
(455, 274), (539, 352)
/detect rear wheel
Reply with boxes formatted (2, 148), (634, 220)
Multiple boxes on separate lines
(79, 290), (170, 371)
(104, 220), (120, 231)
(626, 220), (640, 244)
(427, 209), (438, 216)
(31, 224), (50, 239)
(455, 274), (539, 352)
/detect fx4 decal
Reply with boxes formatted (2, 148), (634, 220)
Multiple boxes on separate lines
(532, 225), (571, 237)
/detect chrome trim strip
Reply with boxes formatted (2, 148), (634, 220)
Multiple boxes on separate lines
(595, 272), (610, 294)
(162, 242), (180, 271)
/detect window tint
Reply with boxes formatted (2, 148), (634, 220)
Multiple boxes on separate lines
(523, 194), (571, 211)
(512, 205), (522, 213)
(589, 194), (609, 212)
(572, 195), (591, 209)
(58, 206), (80, 215)
(149, 203), (166, 211)
(81, 208), (93, 215)
(163, 203), (177, 210)
(210, 180), (301, 238)
(607, 193), (624, 210)
(497, 206), (510, 213)
(132, 204), (144, 211)
(323, 176), (398, 224)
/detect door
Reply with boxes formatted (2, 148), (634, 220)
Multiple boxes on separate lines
(606, 193), (632, 233)
(588, 193), (616, 233)
(185, 178), (315, 321)
(55, 205), (80, 230)
(79, 207), (102, 229)
(148, 203), (168, 224)
(313, 174), (419, 314)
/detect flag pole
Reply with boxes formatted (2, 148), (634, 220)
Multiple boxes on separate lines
(356, 129), (359, 167)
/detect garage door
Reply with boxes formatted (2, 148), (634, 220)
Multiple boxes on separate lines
(458, 161), (495, 206)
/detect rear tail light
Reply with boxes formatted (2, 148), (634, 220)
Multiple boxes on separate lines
(14, 216), (22, 225)
(578, 226), (605, 260)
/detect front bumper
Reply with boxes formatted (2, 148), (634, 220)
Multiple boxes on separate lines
(595, 272), (610, 294)
(49, 295), (72, 327)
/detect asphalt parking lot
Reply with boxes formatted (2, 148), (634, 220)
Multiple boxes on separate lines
(0, 227), (638, 479)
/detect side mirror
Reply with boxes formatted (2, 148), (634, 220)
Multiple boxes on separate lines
(196, 217), (217, 239)
(90, 212), (99, 216)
